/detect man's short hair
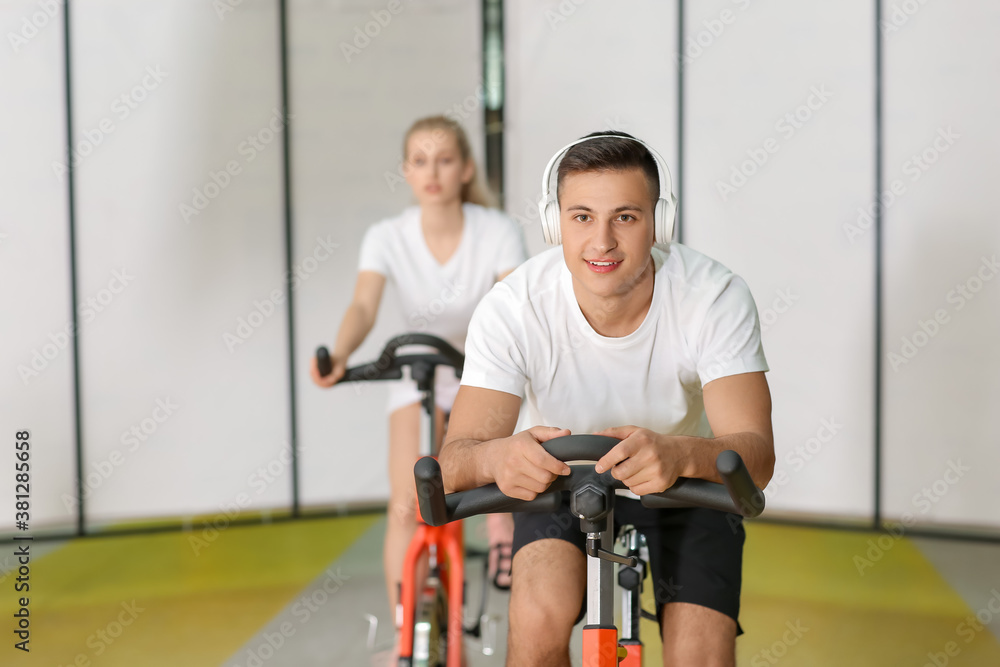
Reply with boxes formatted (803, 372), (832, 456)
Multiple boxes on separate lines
(555, 131), (660, 209)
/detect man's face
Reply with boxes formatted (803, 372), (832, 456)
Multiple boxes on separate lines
(559, 168), (656, 302)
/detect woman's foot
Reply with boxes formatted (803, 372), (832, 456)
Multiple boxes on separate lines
(486, 513), (514, 589)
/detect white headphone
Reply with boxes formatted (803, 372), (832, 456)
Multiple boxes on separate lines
(537, 135), (677, 246)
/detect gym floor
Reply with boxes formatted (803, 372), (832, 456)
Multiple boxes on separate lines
(5, 514), (1000, 666)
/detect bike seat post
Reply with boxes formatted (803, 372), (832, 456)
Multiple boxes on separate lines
(585, 513), (615, 627)
(410, 360), (437, 458)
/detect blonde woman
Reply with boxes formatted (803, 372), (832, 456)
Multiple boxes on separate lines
(311, 115), (523, 650)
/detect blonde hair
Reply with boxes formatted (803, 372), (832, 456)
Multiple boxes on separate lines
(403, 115), (495, 208)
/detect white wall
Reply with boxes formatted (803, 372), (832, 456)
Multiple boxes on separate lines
(1, 0), (484, 533)
(3, 0), (999, 534)
(0, 1), (76, 535)
(682, 0), (876, 522)
(70, 0), (290, 527)
(882, 0), (1000, 530)
(292, 0), (483, 506)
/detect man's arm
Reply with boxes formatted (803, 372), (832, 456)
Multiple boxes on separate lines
(439, 385), (570, 497)
(595, 371), (774, 495)
(683, 370), (774, 487)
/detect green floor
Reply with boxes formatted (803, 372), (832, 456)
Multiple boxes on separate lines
(3, 516), (999, 666)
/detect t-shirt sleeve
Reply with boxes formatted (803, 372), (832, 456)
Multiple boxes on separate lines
(492, 215), (528, 275)
(695, 275), (769, 385)
(357, 223), (389, 276)
(460, 286), (527, 397)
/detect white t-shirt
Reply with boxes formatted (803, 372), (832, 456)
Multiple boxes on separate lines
(358, 203), (527, 412)
(461, 243), (769, 440)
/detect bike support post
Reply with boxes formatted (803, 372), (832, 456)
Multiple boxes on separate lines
(581, 509), (622, 666)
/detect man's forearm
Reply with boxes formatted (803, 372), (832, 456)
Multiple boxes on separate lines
(438, 437), (498, 493)
(675, 431), (775, 489)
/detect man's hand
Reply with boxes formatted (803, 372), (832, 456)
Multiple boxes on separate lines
(593, 425), (685, 496)
(487, 426), (572, 501)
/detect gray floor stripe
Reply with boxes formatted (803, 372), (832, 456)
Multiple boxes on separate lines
(220, 516), (513, 666)
(912, 536), (1000, 643)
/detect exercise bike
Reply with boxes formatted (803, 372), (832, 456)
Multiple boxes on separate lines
(316, 334), (509, 666)
(414, 434), (765, 666)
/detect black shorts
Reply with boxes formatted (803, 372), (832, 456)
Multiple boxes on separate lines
(511, 494), (745, 632)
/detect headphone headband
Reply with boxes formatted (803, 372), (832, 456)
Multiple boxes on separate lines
(537, 134), (677, 245)
(539, 135), (673, 204)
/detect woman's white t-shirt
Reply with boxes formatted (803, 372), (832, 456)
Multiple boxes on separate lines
(461, 243), (769, 440)
(358, 202), (527, 412)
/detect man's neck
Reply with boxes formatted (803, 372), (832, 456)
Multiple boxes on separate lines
(573, 257), (655, 338)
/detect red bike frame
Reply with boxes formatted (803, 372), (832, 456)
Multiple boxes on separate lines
(316, 335), (474, 667)
(398, 516), (465, 665)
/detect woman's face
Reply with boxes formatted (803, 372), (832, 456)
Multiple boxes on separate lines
(404, 129), (474, 206)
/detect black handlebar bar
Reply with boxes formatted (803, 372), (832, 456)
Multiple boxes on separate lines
(414, 435), (765, 526)
(315, 334), (465, 384)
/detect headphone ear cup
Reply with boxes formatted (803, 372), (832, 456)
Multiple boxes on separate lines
(539, 197), (561, 245)
(655, 195), (677, 244)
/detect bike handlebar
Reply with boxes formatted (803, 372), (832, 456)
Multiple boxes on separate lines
(414, 434), (765, 526)
(315, 334), (465, 384)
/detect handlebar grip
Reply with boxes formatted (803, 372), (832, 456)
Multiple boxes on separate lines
(716, 449), (766, 518)
(414, 457), (449, 526)
(447, 485), (563, 522)
(640, 478), (742, 513)
(414, 456), (564, 526)
(543, 434), (620, 461)
(640, 450), (765, 518)
(316, 346), (333, 377)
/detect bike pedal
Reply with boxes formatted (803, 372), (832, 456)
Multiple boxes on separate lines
(480, 614), (500, 656)
(364, 613), (379, 650)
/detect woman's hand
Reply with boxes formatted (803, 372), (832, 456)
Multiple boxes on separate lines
(309, 352), (347, 387)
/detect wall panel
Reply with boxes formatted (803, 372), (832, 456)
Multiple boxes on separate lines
(672, 0), (876, 520)
(292, 0), (484, 506)
(882, 0), (1000, 531)
(71, 1), (290, 525)
(0, 1), (77, 536)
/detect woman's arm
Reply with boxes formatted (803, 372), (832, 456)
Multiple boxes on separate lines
(311, 270), (386, 386)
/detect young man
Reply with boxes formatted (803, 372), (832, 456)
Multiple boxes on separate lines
(438, 131), (774, 666)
